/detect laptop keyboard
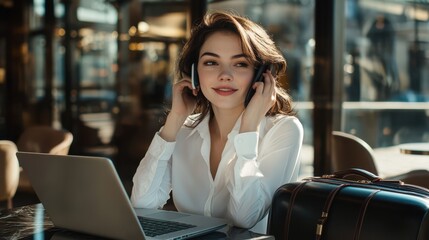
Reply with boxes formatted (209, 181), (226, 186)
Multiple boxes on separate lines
(138, 216), (196, 237)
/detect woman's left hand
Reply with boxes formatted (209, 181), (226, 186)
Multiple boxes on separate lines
(240, 70), (276, 133)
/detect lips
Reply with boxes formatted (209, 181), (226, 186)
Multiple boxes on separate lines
(213, 87), (238, 96)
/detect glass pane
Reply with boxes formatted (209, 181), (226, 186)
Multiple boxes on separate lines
(74, 1), (118, 150)
(78, 29), (117, 113)
(344, 0), (429, 176)
(30, 0), (45, 30)
(77, 0), (117, 24)
(0, 37), (5, 138)
(29, 35), (46, 102)
(53, 32), (65, 127)
(124, 1), (187, 111)
(208, 1), (315, 178)
(344, 0), (429, 144)
(113, 1), (187, 171)
(25, 0), (65, 128)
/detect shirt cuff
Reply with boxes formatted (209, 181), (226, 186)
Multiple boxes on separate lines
(234, 132), (259, 160)
(146, 132), (176, 160)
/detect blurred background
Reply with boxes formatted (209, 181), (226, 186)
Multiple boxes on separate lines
(0, 0), (428, 206)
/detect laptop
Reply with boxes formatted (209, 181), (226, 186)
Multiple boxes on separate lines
(17, 152), (228, 240)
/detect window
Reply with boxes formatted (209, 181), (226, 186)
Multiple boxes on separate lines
(343, 0), (429, 146)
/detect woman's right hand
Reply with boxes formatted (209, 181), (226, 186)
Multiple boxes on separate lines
(170, 78), (198, 118)
(160, 78), (198, 142)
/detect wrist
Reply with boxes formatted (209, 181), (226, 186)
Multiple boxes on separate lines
(239, 120), (260, 133)
(160, 112), (188, 141)
(239, 113), (261, 133)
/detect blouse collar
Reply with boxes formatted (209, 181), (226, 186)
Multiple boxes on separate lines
(187, 111), (267, 140)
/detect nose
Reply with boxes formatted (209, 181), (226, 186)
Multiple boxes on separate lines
(218, 66), (233, 81)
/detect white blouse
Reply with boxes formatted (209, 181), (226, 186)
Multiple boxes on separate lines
(131, 113), (303, 234)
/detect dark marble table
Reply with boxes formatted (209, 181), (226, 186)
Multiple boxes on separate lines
(0, 204), (273, 240)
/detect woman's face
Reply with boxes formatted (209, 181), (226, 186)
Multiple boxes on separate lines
(197, 31), (255, 110)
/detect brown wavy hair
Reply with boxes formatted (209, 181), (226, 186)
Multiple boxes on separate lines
(176, 11), (295, 127)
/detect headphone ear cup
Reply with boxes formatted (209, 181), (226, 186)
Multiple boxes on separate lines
(191, 63), (199, 89)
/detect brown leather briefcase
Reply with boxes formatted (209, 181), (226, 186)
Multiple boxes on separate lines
(268, 168), (429, 240)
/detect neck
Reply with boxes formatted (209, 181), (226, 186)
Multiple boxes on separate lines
(209, 107), (243, 140)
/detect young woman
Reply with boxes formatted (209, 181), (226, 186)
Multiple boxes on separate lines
(131, 11), (303, 234)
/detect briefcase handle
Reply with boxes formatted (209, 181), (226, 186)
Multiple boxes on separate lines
(316, 168), (429, 197)
(330, 168), (382, 182)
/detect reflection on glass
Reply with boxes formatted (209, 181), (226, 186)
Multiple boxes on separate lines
(30, 36), (46, 101)
(34, 204), (44, 240)
(77, 25), (117, 116)
(344, 0), (429, 147)
(0, 38), (5, 138)
(77, 0), (117, 24)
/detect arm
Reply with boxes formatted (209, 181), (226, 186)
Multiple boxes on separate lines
(160, 78), (197, 141)
(130, 132), (175, 209)
(131, 77), (197, 208)
(226, 117), (303, 228)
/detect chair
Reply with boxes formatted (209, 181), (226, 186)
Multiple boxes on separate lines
(331, 131), (429, 189)
(17, 126), (73, 192)
(0, 140), (20, 209)
(17, 126), (73, 155)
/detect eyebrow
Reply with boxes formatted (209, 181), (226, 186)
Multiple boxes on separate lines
(199, 52), (248, 60)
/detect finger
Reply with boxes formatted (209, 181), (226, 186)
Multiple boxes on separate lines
(263, 71), (275, 89)
(176, 79), (193, 91)
(180, 80), (199, 96)
(177, 79), (199, 98)
(253, 81), (264, 95)
(265, 72), (277, 96)
(254, 73), (271, 95)
(177, 78), (192, 86)
(259, 73), (276, 105)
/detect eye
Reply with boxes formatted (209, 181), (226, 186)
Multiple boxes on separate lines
(203, 61), (217, 66)
(235, 62), (250, 68)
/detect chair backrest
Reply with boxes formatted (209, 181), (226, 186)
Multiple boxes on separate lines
(17, 126), (73, 155)
(331, 131), (379, 175)
(0, 140), (20, 205)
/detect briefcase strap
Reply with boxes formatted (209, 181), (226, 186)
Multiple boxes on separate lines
(353, 189), (380, 240)
(314, 183), (382, 240)
(282, 179), (383, 240)
(316, 184), (349, 240)
(284, 183), (351, 240)
(284, 181), (308, 240)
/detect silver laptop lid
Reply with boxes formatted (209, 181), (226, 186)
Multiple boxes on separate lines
(17, 152), (146, 240)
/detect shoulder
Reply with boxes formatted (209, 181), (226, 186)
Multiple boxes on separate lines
(267, 114), (302, 129)
(264, 115), (303, 138)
